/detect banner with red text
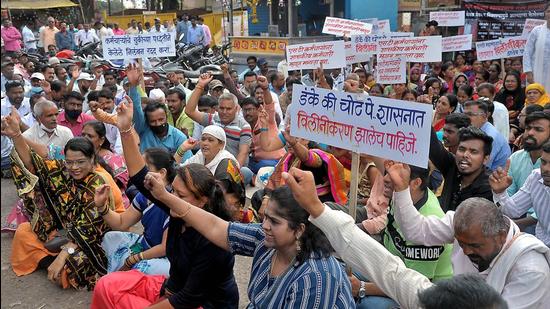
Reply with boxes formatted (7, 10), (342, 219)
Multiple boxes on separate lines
(376, 57), (406, 84)
(286, 41), (346, 70)
(289, 85), (433, 168)
(322, 17), (373, 36)
(475, 36), (527, 61)
(377, 36), (442, 62)
(352, 32), (414, 59)
(442, 34), (473, 52)
(429, 11), (465, 27)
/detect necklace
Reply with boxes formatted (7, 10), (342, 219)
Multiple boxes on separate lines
(270, 250), (296, 277)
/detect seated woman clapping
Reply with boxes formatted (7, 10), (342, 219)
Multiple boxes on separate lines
(138, 171), (355, 307)
(95, 147), (175, 276)
(91, 95), (239, 308)
(1, 111), (112, 289)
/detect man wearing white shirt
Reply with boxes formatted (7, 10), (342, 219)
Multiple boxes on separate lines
(22, 99), (73, 148)
(75, 24), (99, 48)
(149, 18), (165, 33)
(94, 21), (111, 42)
(22, 21), (38, 53)
(490, 141), (550, 246)
(383, 161), (550, 309)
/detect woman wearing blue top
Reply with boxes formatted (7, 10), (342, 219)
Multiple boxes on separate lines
(144, 172), (355, 308)
(96, 147), (173, 276)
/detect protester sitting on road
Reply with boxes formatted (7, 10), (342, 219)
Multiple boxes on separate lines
(96, 147), (173, 276)
(91, 97), (239, 308)
(525, 83), (550, 106)
(282, 167), (509, 309)
(22, 99), (73, 149)
(2, 113), (114, 289)
(136, 173), (355, 307)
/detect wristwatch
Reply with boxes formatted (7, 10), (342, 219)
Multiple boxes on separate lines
(61, 245), (76, 255)
(358, 281), (367, 299)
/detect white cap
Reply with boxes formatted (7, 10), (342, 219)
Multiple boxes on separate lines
(149, 88), (166, 102)
(30, 72), (45, 80)
(48, 57), (60, 65)
(76, 72), (94, 81)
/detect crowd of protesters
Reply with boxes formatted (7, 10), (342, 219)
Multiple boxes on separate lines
(0, 9), (549, 309)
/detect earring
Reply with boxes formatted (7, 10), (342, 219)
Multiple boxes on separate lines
(296, 237), (301, 254)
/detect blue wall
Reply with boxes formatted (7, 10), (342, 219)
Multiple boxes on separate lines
(247, 2), (270, 35)
(345, 0), (399, 31)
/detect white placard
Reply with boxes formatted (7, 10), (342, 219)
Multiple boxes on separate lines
(345, 41), (358, 65)
(377, 36), (442, 62)
(375, 19), (391, 33)
(290, 85), (433, 168)
(429, 11), (465, 27)
(376, 57), (406, 84)
(442, 34), (473, 52)
(522, 19), (546, 36)
(286, 41), (346, 70)
(475, 36), (527, 61)
(352, 32), (414, 59)
(322, 17), (373, 36)
(102, 32), (176, 60)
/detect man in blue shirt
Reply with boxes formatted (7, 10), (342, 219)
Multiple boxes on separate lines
(55, 22), (75, 51)
(176, 14), (190, 43)
(127, 67), (192, 160)
(186, 16), (204, 46)
(464, 100), (510, 171)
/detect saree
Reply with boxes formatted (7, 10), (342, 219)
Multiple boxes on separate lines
(9, 150), (113, 290)
(267, 149), (348, 204)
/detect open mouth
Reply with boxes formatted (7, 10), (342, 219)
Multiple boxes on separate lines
(458, 160), (470, 169)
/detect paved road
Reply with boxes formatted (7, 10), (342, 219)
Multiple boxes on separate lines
(1, 178), (252, 308)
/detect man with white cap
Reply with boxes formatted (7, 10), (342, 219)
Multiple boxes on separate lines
(27, 73), (45, 98)
(48, 57), (61, 69)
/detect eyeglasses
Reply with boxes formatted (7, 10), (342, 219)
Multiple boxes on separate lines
(65, 159), (90, 168)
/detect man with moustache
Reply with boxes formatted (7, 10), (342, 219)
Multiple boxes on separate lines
(22, 99), (73, 147)
(441, 113), (471, 154)
(429, 126), (494, 211)
(383, 161), (550, 309)
(490, 140), (550, 247)
(506, 111), (550, 232)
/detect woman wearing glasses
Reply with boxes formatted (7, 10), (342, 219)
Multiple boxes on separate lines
(1, 112), (113, 290)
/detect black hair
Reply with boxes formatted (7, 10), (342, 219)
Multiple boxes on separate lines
(246, 56), (257, 63)
(323, 74), (335, 89)
(98, 88), (114, 100)
(442, 94), (459, 111)
(543, 140), (550, 153)
(143, 101), (168, 121)
(489, 63), (502, 74)
(198, 95), (218, 108)
(525, 111), (550, 127)
(410, 166), (429, 191)
(476, 70), (490, 82)
(452, 75), (469, 95)
(143, 148), (177, 183)
(87, 90), (99, 103)
(166, 88), (186, 101)
(458, 126), (493, 156)
(40, 65), (53, 74)
(418, 274), (508, 309)
(64, 91), (84, 102)
(243, 71), (257, 79)
(103, 70), (116, 79)
(269, 71), (282, 84)
(176, 163), (232, 221)
(440, 61), (454, 78)
(215, 159), (246, 208)
(369, 83), (385, 95)
(525, 104), (544, 115)
(4, 80), (24, 92)
(64, 137), (114, 178)
(53, 66), (65, 76)
(285, 78), (302, 88)
(445, 113), (471, 130)
(457, 84), (473, 98)
(270, 186), (334, 264)
(241, 96), (261, 108)
(400, 89), (417, 100)
(424, 77), (443, 95)
(82, 120), (111, 151)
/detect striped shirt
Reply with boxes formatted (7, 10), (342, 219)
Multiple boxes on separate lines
(200, 113), (252, 160)
(494, 169), (550, 246)
(227, 223), (354, 308)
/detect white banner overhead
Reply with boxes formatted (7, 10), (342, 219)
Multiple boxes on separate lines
(286, 41), (346, 70)
(377, 36), (442, 63)
(322, 17), (373, 36)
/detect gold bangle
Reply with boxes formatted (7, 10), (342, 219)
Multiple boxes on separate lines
(120, 126), (133, 134)
(99, 205), (110, 216)
(139, 252), (144, 261)
(195, 85), (204, 90)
